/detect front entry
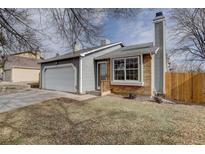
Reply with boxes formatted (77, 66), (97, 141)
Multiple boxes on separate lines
(97, 62), (107, 89)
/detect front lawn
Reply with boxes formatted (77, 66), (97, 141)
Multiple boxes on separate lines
(0, 95), (205, 144)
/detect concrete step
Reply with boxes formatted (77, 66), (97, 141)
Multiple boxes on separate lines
(86, 90), (101, 96)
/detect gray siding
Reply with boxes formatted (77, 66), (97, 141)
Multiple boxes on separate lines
(40, 57), (79, 92)
(82, 45), (122, 92)
(154, 22), (164, 93)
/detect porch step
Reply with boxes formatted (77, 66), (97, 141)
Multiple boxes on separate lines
(86, 90), (101, 96)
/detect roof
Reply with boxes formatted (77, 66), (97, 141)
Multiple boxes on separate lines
(39, 42), (123, 64)
(95, 42), (153, 60)
(4, 56), (40, 70)
(10, 51), (43, 59)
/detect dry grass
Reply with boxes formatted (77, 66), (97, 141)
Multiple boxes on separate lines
(0, 95), (205, 144)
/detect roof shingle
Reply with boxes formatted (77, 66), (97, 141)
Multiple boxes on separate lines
(39, 42), (123, 63)
(95, 42), (153, 60)
(4, 56), (40, 70)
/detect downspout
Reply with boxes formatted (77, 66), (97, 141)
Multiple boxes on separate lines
(140, 54), (144, 85)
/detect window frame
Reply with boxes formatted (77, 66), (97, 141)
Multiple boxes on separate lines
(113, 58), (125, 81)
(112, 56), (141, 83)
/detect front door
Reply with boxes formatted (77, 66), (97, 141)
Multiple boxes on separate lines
(97, 62), (107, 89)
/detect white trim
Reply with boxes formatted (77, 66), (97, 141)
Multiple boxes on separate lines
(96, 61), (107, 89)
(42, 63), (77, 92)
(111, 81), (144, 86)
(112, 56), (141, 83)
(140, 54), (144, 83)
(80, 42), (123, 57)
(79, 57), (83, 94)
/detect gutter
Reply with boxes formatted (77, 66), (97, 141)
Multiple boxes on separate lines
(37, 55), (80, 64)
(12, 66), (40, 70)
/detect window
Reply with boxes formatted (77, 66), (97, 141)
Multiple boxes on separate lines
(113, 57), (140, 82)
(126, 58), (138, 80)
(114, 59), (125, 80)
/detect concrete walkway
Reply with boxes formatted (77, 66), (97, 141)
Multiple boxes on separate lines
(0, 89), (96, 113)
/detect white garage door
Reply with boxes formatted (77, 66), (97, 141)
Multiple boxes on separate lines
(42, 64), (76, 92)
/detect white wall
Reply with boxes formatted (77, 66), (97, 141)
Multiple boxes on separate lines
(12, 68), (40, 82)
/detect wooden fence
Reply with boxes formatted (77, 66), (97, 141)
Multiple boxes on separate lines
(165, 72), (205, 103)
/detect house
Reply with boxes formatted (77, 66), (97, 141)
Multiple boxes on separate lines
(39, 12), (166, 96)
(1, 51), (42, 82)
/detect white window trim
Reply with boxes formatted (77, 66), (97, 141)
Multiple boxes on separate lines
(141, 54), (144, 83)
(112, 56), (144, 86)
(111, 81), (144, 86)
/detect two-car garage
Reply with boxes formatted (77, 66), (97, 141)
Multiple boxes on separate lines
(42, 64), (77, 93)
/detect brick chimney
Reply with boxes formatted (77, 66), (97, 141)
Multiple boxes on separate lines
(74, 42), (82, 51)
(100, 39), (110, 46)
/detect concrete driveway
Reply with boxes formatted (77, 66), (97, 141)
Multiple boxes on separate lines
(0, 89), (96, 113)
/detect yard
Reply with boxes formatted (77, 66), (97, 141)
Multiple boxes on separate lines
(0, 95), (205, 144)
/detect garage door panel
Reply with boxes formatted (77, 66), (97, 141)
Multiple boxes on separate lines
(43, 65), (76, 92)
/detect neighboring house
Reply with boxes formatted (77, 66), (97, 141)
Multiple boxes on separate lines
(1, 51), (42, 82)
(39, 12), (166, 96)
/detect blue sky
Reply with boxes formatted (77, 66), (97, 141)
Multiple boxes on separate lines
(102, 9), (172, 46)
(102, 9), (156, 45)
(35, 9), (173, 58)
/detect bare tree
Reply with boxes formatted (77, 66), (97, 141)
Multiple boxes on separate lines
(0, 9), (41, 52)
(0, 8), (140, 76)
(168, 58), (205, 72)
(1, 8), (140, 54)
(0, 8), (41, 73)
(49, 8), (141, 50)
(170, 9), (205, 60)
